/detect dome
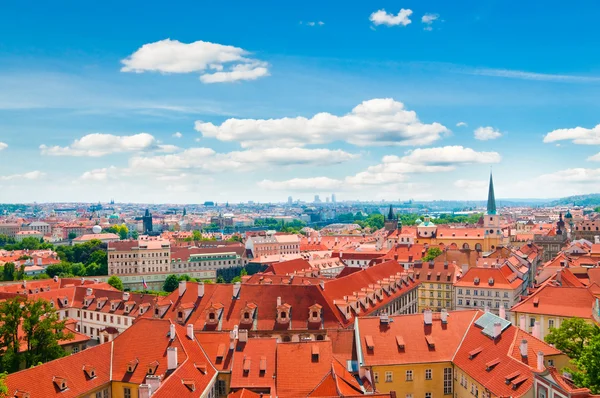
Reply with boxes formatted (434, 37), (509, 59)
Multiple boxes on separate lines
(565, 210), (573, 219)
(109, 214), (119, 219)
(92, 225), (102, 234)
(415, 218), (423, 225)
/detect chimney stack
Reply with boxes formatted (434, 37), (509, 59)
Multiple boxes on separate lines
(187, 324), (194, 340)
(198, 282), (204, 298)
(146, 376), (161, 395)
(169, 324), (176, 340)
(319, 281), (325, 290)
(537, 351), (545, 371)
(424, 309), (433, 325)
(461, 264), (468, 275)
(277, 297), (282, 307)
(167, 347), (178, 370)
(233, 282), (241, 298)
(179, 281), (187, 297)
(519, 339), (528, 357)
(86, 288), (93, 296)
(123, 292), (130, 301)
(138, 384), (151, 398)
(519, 315), (526, 331)
(239, 329), (248, 343)
(493, 322), (502, 339)
(533, 321), (541, 339)
(499, 305), (506, 320)
(440, 308), (448, 323)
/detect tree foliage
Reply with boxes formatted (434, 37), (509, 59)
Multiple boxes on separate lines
(423, 247), (443, 262)
(163, 274), (180, 292)
(545, 317), (599, 360)
(107, 275), (124, 291)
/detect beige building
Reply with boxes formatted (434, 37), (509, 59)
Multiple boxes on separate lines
(15, 230), (43, 242)
(23, 221), (51, 235)
(107, 237), (171, 275)
(0, 223), (20, 238)
(245, 232), (300, 259)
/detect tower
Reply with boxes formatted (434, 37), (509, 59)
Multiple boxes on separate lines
(384, 205), (397, 232)
(483, 172), (501, 249)
(143, 209), (153, 234)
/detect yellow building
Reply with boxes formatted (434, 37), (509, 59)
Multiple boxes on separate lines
(414, 260), (459, 312)
(357, 309), (570, 398)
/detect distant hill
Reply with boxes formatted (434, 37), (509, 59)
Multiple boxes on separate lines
(548, 194), (600, 207)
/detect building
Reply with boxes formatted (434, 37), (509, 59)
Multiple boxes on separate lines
(23, 221), (51, 235)
(573, 218), (600, 241)
(533, 367), (600, 398)
(107, 237), (171, 275)
(72, 233), (120, 244)
(415, 260), (460, 312)
(356, 310), (569, 397)
(143, 208), (153, 234)
(245, 233), (300, 260)
(14, 230), (43, 242)
(534, 215), (569, 262)
(0, 223), (20, 238)
(454, 264), (524, 314)
(171, 245), (247, 272)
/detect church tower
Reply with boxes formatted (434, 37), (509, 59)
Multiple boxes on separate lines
(483, 172), (501, 247)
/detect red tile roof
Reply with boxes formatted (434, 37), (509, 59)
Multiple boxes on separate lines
(229, 338), (277, 393)
(510, 285), (596, 319)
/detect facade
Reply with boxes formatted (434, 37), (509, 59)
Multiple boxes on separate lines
(14, 230), (43, 242)
(573, 219), (600, 241)
(171, 245), (247, 272)
(415, 260), (460, 312)
(245, 233), (300, 260)
(0, 223), (20, 238)
(23, 221), (51, 235)
(107, 238), (171, 275)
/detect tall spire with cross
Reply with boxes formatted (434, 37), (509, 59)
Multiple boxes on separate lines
(487, 172), (497, 215)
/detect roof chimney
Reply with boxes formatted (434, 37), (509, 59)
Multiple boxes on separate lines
(532, 321), (541, 339)
(424, 309), (433, 325)
(179, 281), (187, 297)
(537, 351), (545, 371)
(233, 282), (241, 299)
(499, 305), (506, 320)
(239, 329), (248, 343)
(37, 258), (42, 266)
(86, 287), (93, 296)
(461, 264), (468, 275)
(440, 308), (448, 324)
(519, 339), (528, 358)
(319, 281), (325, 290)
(139, 384), (151, 398)
(53, 275), (59, 282)
(187, 324), (194, 340)
(170, 324), (176, 340)
(519, 315), (526, 331)
(198, 282), (205, 298)
(123, 292), (130, 301)
(277, 297), (282, 307)
(146, 376), (161, 395)
(493, 322), (502, 339)
(444, 261), (448, 269)
(167, 347), (178, 370)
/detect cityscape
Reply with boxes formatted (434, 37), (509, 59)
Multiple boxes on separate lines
(2, 1), (600, 398)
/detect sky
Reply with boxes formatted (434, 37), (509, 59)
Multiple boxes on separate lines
(1, 0), (600, 204)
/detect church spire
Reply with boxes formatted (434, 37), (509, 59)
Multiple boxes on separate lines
(387, 205), (395, 220)
(487, 172), (497, 215)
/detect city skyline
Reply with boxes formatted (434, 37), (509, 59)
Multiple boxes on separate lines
(2, 1), (600, 203)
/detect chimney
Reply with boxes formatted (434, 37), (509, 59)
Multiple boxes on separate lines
(146, 376), (161, 395)
(444, 261), (448, 269)
(461, 264), (468, 275)
(533, 321), (541, 339)
(519, 339), (528, 357)
(537, 351), (545, 371)
(493, 322), (502, 339)
(179, 281), (187, 297)
(499, 305), (506, 320)
(123, 292), (130, 301)
(86, 288), (93, 296)
(169, 324), (176, 340)
(139, 384), (151, 398)
(440, 308), (448, 323)
(239, 329), (248, 343)
(519, 315), (526, 331)
(424, 309), (433, 325)
(81, 277), (85, 285)
(167, 347), (178, 370)
(37, 258), (42, 266)
(319, 281), (325, 290)
(53, 275), (59, 282)
(408, 255), (413, 263)
(198, 282), (205, 298)
(233, 282), (241, 298)
(277, 297), (282, 307)
(187, 324), (194, 340)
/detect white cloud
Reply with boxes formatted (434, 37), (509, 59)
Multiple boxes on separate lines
(470, 68), (600, 83)
(369, 9), (413, 27)
(0, 142), (7, 151)
(259, 146), (501, 191)
(40, 133), (165, 157)
(454, 179), (487, 190)
(0, 171), (45, 181)
(173, 132), (183, 138)
(543, 124), (600, 145)
(421, 13), (439, 30)
(195, 98), (449, 148)
(540, 168), (600, 183)
(302, 21), (325, 27)
(474, 126), (502, 141)
(456, 122), (467, 127)
(80, 167), (116, 181)
(121, 39), (269, 84)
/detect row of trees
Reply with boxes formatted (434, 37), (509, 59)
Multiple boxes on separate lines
(0, 297), (72, 373)
(103, 224), (137, 240)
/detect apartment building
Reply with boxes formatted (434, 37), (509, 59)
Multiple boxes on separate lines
(107, 237), (171, 275)
(245, 232), (300, 259)
(414, 260), (460, 312)
(0, 223), (20, 238)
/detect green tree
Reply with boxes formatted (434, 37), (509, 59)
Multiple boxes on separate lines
(68, 232), (77, 240)
(2, 262), (15, 281)
(0, 297), (24, 372)
(216, 276), (225, 283)
(545, 317), (599, 359)
(118, 224), (129, 240)
(571, 332), (600, 393)
(107, 275), (124, 291)
(423, 247), (443, 262)
(0, 371), (8, 397)
(227, 235), (243, 243)
(163, 274), (180, 292)
(131, 230), (139, 239)
(0, 234), (15, 247)
(192, 230), (202, 241)
(240, 268), (248, 277)
(14, 264), (25, 281)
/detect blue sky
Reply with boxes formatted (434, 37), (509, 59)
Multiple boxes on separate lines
(1, 0), (600, 203)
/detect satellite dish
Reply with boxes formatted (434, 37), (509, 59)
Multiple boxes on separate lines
(92, 225), (102, 234)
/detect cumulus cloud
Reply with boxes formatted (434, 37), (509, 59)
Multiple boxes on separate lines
(543, 124), (600, 145)
(195, 98), (449, 148)
(121, 39), (269, 84)
(474, 126), (502, 141)
(0, 142), (7, 151)
(80, 167), (117, 181)
(40, 133), (168, 157)
(456, 122), (467, 127)
(369, 9), (413, 26)
(301, 21), (325, 26)
(454, 179), (487, 190)
(0, 171), (45, 181)
(421, 13), (439, 30)
(173, 132), (183, 138)
(259, 146), (501, 191)
(540, 168), (600, 183)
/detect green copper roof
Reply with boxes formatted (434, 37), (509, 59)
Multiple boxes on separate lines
(487, 172), (497, 215)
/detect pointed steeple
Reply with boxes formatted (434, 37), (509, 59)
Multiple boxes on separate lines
(487, 172), (497, 215)
(387, 205), (395, 221)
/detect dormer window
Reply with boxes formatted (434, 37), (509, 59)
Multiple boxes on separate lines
(83, 365), (96, 379)
(312, 311), (317, 318)
(177, 311), (183, 319)
(209, 313), (215, 320)
(147, 360), (159, 375)
(154, 308), (159, 316)
(127, 358), (139, 373)
(244, 312), (250, 319)
(63, 299), (68, 306)
(280, 312), (287, 319)
(52, 377), (67, 391)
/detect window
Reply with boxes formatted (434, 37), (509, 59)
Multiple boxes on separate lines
(458, 299), (463, 305)
(406, 370), (413, 381)
(530, 317), (536, 327)
(217, 380), (227, 396)
(549, 319), (555, 329)
(385, 371), (393, 382)
(548, 359), (554, 367)
(444, 368), (453, 395)
(426, 393), (432, 398)
(425, 369), (432, 380)
(124, 387), (132, 398)
(374, 372), (379, 383)
(458, 289), (463, 294)
(407, 395), (413, 398)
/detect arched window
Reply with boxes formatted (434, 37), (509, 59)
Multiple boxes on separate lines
(462, 243), (470, 250)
